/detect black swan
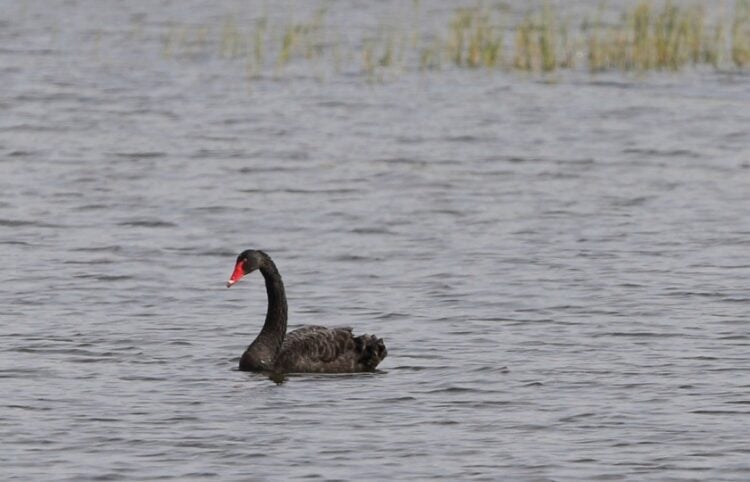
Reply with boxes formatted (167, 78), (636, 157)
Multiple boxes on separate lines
(226, 249), (387, 373)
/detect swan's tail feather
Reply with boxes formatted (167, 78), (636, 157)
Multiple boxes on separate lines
(355, 334), (387, 370)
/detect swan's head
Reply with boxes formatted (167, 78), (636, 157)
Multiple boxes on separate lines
(226, 250), (263, 288)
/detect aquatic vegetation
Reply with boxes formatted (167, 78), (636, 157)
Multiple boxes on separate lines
(156, 0), (750, 82)
(733, 0), (750, 66)
(444, 6), (504, 68)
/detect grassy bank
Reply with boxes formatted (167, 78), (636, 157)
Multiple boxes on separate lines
(157, 0), (750, 81)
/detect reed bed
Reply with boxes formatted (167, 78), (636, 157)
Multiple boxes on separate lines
(157, 0), (750, 81)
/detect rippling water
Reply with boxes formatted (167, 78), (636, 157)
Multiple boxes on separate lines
(2, 2), (750, 480)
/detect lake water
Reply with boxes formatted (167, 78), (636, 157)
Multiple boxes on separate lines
(2, 1), (750, 480)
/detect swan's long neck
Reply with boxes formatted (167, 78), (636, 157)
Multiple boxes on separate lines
(256, 254), (287, 353)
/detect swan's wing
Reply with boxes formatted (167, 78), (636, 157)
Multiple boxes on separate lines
(285, 325), (352, 343)
(275, 325), (386, 373)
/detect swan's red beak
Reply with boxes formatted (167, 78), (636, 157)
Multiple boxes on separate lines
(226, 260), (245, 288)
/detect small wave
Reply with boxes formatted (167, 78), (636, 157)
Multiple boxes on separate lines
(63, 259), (113, 265)
(506, 155), (541, 163)
(396, 135), (425, 144)
(236, 165), (302, 173)
(470, 365), (510, 374)
(382, 396), (418, 402)
(73, 274), (133, 282)
(9, 346), (114, 357)
(4, 404), (53, 411)
(426, 386), (501, 394)
(113, 152), (166, 159)
(391, 365), (429, 371)
(73, 203), (109, 211)
(622, 147), (701, 158)
(190, 206), (229, 213)
(691, 409), (750, 415)
(585, 79), (636, 89)
(331, 254), (377, 262)
(350, 227), (395, 235)
(117, 219), (177, 228)
(374, 311), (410, 320)
(446, 134), (481, 143)
(720, 297), (750, 303)
(0, 218), (61, 228)
(196, 248), (237, 257)
(0, 367), (51, 378)
(376, 157), (425, 166)
(7, 150), (37, 157)
(558, 412), (597, 423)
(609, 195), (652, 207)
(5, 123), (66, 132)
(599, 331), (682, 338)
(71, 245), (122, 252)
(119, 376), (167, 382)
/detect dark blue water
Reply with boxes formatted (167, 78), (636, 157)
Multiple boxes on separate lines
(2, 1), (750, 480)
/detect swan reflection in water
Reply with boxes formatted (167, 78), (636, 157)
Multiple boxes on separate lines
(241, 370), (388, 385)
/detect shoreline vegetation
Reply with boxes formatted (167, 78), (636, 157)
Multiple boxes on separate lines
(158, 0), (750, 81)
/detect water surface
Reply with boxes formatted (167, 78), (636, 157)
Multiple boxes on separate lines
(2, 1), (750, 480)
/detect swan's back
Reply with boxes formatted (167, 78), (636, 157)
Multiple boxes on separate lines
(273, 325), (387, 373)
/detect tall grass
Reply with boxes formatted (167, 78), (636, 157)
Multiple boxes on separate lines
(444, 6), (504, 69)
(733, 0), (750, 66)
(157, 0), (750, 81)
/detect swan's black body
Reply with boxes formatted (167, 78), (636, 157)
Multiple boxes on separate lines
(227, 250), (387, 373)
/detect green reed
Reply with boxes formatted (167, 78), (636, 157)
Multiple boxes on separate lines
(733, 0), (750, 66)
(445, 6), (504, 69)
(156, 0), (750, 83)
(583, 0), (740, 72)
